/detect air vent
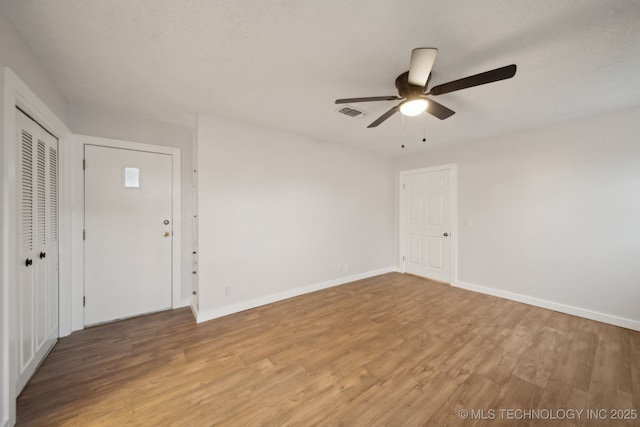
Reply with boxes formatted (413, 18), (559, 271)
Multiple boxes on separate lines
(337, 106), (366, 118)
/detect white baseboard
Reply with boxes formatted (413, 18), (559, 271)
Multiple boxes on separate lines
(453, 280), (640, 332)
(173, 298), (191, 309)
(196, 267), (395, 324)
(190, 302), (199, 320)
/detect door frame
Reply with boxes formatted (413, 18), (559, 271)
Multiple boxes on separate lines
(398, 164), (458, 283)
(79, 136), (181, 328)
(2, 67), (71, 427)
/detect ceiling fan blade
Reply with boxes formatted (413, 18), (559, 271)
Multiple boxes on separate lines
(367, 105), (400, 128)
(429, 64), (517, 96)
(408, 48), (438, 87)
(426, 98), (455, 120)
(335, 96), (400, 104)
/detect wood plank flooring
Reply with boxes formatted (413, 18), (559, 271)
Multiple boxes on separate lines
(16, 273), (640, 426)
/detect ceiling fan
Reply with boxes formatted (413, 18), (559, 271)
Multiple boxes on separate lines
(335, 48), (517, 128)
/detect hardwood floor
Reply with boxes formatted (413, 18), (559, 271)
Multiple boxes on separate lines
(17, 273), (640, 426)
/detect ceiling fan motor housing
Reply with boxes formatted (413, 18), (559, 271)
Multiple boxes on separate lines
(395, 71), (430, 99)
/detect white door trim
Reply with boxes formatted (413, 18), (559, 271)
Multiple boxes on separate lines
(77, 135), (181, 328)
(398, 164), (458, 283)
(2, 67), (71, 427)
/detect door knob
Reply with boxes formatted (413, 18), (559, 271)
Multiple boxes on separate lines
(39, 251), (46, 259)
(443, 232), (449, 237)
(25, 258), (33, 267)
(163, 232), (171, 237)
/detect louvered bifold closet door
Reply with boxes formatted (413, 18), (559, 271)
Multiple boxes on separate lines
(16, 109), (59, 394)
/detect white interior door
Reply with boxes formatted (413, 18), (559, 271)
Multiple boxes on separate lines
(84, 145), (173, 326)
(16, 109), (58, 394)
(402, 168), (451, 283)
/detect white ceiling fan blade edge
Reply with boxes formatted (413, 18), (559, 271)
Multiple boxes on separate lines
(408, 48), (438, 87)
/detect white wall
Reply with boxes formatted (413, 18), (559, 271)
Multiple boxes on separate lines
(196, 114), (395, 321)
(1, 10), (69, 427)
(68, 104), (194, 304)
(394, 106), (640, 329)
(0, 12), (68, 123)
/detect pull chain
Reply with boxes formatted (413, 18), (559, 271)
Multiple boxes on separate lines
(422, 111), (427, 142)
(401, 114), (406, 149)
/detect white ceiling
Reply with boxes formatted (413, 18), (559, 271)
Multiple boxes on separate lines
(3, 0), (640, 156)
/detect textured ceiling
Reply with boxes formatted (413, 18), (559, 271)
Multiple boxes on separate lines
(2, 0), (640, 156)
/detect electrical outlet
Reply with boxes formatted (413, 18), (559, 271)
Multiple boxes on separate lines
(343, 263), (349, 272)
(225, 286), (231, 296)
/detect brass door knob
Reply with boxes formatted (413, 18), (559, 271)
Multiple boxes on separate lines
(163, 232), (171, 237)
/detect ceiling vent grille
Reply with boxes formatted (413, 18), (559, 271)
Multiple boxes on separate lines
(337, 106), (365, 117)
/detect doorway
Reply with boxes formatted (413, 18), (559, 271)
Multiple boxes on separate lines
(399, 165), (457, 283)
(84, 145), (174, 325)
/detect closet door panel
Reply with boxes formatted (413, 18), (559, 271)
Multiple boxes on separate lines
(35, 139), (48, 350)
(47, 144), (59, 337)
(17, 120), (36, 384)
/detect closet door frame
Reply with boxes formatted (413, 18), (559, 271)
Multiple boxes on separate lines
(2, 68), (71, 427)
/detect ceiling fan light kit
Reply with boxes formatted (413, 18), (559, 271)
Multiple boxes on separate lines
(335, 47), (517, 128)
(399, 98), (428, 116)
